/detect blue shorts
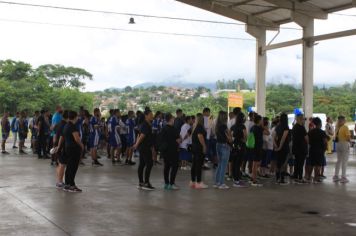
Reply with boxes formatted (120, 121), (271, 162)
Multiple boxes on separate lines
(2, 132), (9, 141)
(179, 148), (192, 161)
(126, 136), (135, 147)
(109, 134), (121, 148)
(88, 133), (100, 149)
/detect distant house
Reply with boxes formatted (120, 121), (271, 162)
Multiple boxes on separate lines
(199, 92), (210, 98)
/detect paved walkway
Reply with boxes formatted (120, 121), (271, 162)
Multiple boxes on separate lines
(1, 145), (356, 236)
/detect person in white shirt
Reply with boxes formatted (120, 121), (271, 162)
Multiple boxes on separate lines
(179, 116), (193, 170)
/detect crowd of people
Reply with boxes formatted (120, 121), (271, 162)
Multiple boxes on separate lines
(0, 105), (354, 192)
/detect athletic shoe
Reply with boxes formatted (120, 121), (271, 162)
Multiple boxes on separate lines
(12, 146), (18, 149)
(63, 185), (70, 192)
(169, 184), (180, 190)
(320, 175), (327, 179)
(226, 176), (233, 181)
(1, 151), (9, 154)
(68, 186), (82, 193)
(233, 181), (248, 188)
(128, 160), (136, 165)
(251, 181), (263, 187)
(189, 181), (196, 188)
(181, 166), (187, 170)
(279, 180), (289, 186)
(218, 184), (230, 190)
(55, 182), (65, 189)
(142, 183), (155, 191)
(19, 150), (27, 154)
(340, 177), (349, 184)
(202, 164), (210, 170)
(213, 184), (220, 189)
(92, 160), (103, 166)
(164, 184), (170, 190)
(333, 176), (340, 182)
(185, 166), (191, 170)
(137, 183), (144, 190)
(195, 182), (208, 189)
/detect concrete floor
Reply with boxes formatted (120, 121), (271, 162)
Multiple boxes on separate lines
(1, 144), (356, 236)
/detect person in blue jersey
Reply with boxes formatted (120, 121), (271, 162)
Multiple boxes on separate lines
(17, 111), (29, 155)
(76, 108), (85, 165)
(106, 109), (114, 160)
(1, 112), (11, 154)
(119, 113), (128, 161)
(51, 105), (63, 139)
(29, 111), (40, 154)
(108, 109), (122, 165)
(11, 112), (20, 149)
(89, 108), (103, 166)
(125, 111), (136, 165)
(152, 111), (163, 165)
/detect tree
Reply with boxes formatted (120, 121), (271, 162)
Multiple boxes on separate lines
(35, 64), (93, 89)
(124, 86), (132, 93)
(0, 60), (32, 81)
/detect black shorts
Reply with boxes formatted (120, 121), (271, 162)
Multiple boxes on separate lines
(58, 151), (68, 165)
(309, 152), (324, 166)
(252, 148), (263, 162)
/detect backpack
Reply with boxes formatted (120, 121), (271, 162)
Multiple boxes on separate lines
(246, 132), (255, 149)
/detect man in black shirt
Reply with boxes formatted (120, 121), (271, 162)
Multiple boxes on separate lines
(133, 110), (155, 190)
(160, 113), (181, 190)
(37, 109), (50, 159)
(173, 109), (184, 132)
(292, 114), (308, 183)
(308, 117), (328, 183)
(63, 111), (84, 192)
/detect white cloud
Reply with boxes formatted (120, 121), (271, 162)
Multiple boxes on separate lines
(0, 0), (354, 91)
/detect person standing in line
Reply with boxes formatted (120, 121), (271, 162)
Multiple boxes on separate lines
(292, 114), (309, 184)
(308, 117), (328, 183)
(89, 108), (103, 166)
(11, 112), (19, 149)
(179, 116), (193, 170)
(29, 111), (39, 154)
(17, 111), (28, 155)
(37, 109), (50, 159)
(108, 109), (122, 165)
(274, 113), (290, 185)
(214, 111), (232, 189)
(202, 107), (212, 169)
(1, 112), (10, 154)
(133, 109), (155, 191)
(242, 112), (255, 177)
(160, 113), (181, 190)
(152, 111), (163, 165)
(174, 109), (184, 132)
(125, 111), (136, 165)
(250, 114), (266, 187)
(63, 111), (84, 193)
(261, 117), (273, 178)
(325, 117), (334, 154)
(230, 112), (247, 188)
(333, 115), (351, 183)
(190, 113), (208, 189)
(54, 110), (69, 189)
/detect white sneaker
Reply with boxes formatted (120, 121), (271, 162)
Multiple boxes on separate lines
(218, 184), (230, 190)
(213, 184), (220, 188)
(181, 166), (187, 170)
(195, 182), (208, 189)
(340, 177), (349, 184)
(333, 176), (340, 182)
(189, 181), (196, 188)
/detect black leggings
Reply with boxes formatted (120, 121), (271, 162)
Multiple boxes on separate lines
(138, 148), (153, 184)
(191, 151), (204, 183)
(163, 152), (179, 185)
(231, 149), (244, 181)
(65, 147), (81, 186)
(37, 135), (48, 157)
(276, 150), (288, 181)
(294, 154), (306, 180)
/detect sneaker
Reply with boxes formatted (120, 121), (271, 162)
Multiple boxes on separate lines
(195, 182), (208, 189)
(251, 181), (263, 187)
(63, 185), (70, 192)
(340, 177), (349, 184)
(170, 184), (180, 190)
(1, 151), (9, 154)
(55, 182), (65, 189)
(19, 150), (27, 154)
(213, 184), (220, 188)
(68, 186), (82, 193)
(137, 183), (145, 190)
(189, 181), (196, 188)
(279, 180), (289, 186)
(185, 166), (191, 171)
(320, 175), (327, 179)
(233, 181), (248, 188)
(202, 164), (210, 170)
(164, 184), (170, 190)
(128, 160), (136, 165)
(218, 184), (230, 190)
(12, 146), (18, 149)
(181, 166), (187, 170)
(142, 183), (155, 191)
(333, 176), (340, 182)
(226, 176), (233, 181)
(92, 160), (103, 166)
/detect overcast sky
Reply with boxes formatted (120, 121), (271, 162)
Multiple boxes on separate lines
(0, 0), (355, 91)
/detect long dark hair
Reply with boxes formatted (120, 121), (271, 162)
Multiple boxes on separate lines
(215, 111), (228, 135)
(279, 113), (288, 128)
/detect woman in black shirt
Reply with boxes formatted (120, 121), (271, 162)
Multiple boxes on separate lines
(274, 113), (290, 185)
(63, 111), (84, 193)
(190, 113), (208, 189)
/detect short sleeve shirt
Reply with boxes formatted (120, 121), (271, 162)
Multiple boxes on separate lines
(275, 124), (290, 152)
(192, 124), (207, 151)
(308, 128), (327, 154)
(64, 122), (80, 149)
(338, 125), (350, 142)
(251, 125), (263, 150)
(139, 121), (153, 150)
(292, 123), (308, 155)
(216, 124), (228, 144)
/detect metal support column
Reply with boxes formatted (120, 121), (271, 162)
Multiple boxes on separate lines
(246, 25), (267, 116)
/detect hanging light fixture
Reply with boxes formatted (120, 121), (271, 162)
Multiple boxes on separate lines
(129, 17), (135, 24)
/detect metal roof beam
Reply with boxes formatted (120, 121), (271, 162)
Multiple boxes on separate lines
(263, 0), (328, 19)
(228, 0), (254, 8)
(251, 7), (278, 16)
(176, 0), (279, 29)
(326, 1), (356, 13)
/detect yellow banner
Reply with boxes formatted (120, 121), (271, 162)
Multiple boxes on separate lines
(228, 92), (243, 108)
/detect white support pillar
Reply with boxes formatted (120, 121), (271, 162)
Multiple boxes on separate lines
(246, 25), (267, 116)
(293, 13), (314, 119)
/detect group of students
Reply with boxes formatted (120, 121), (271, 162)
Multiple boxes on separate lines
(1, 105), (353, 192)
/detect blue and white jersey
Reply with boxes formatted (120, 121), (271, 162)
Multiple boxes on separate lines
(11, 117), (18, 132)
(152, 118), (162, 134)
(108, 116), (119, 137)
(126, 118), (136, 143)
(89, 116), (99, 136)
